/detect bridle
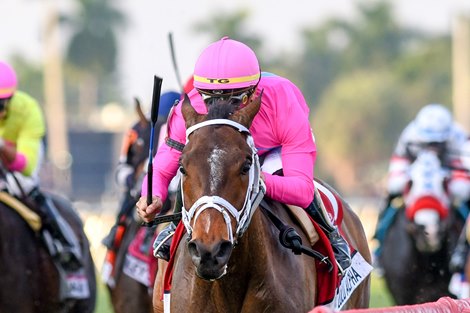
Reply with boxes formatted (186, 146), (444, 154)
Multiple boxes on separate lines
(180, 119), (265, 244)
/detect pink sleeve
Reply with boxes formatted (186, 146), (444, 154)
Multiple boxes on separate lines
(261, 80), (316, 208)
(7, 152), (27, 172)
(141, 101), (187, 202)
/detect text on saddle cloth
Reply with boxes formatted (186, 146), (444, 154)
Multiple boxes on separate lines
(124, 227), (158, 288)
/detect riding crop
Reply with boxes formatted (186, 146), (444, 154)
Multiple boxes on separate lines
(147, 75), (163, 206)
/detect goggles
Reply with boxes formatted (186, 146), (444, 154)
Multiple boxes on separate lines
(197, 86), (256, 105)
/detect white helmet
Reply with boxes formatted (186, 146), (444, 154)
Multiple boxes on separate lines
(413, 104), (452, 143)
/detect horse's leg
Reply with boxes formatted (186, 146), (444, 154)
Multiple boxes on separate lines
(153, 259), (168, 313)
(110, 273), (152, 313)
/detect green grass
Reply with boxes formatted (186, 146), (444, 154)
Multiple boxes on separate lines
(95, 280), (114, 313)
(370, 271), (395, 308)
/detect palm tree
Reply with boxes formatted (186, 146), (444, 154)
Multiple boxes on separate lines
(62, 0), (126, 121)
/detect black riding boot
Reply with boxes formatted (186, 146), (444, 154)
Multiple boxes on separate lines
(153, 186), (182, 261)
(31, 189), (83, 271)
(305, 197), (351, 274)
(449, 223), (469, 273)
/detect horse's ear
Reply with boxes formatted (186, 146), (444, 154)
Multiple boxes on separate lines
(134, 97), (149, 126)
(181, 94), (204, 128)
(231, 89), (263, 128)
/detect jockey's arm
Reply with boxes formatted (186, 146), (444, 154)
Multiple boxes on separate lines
(260, 82), (315, 208)
(138, 101), (185, 220)
(2, 99), (45, 176)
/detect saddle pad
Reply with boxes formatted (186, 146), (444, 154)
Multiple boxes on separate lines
(65, 268), (90, 299)
(313, 183), (372, 306)
(124, 227), (158, 288)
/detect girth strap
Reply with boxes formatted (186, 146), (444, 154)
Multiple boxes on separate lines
(260, 200), (333, 272)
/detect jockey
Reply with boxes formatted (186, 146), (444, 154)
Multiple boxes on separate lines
(0, 61), (82, 271)
(374, 104), (470, 266)
(135, 37), (352, 272)
(101, 90), (181, 250)
(450, 140), (470, 274)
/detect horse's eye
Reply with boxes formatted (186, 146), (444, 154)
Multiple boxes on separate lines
(179, 166), (187, 175)
(241, 160), (252, 175)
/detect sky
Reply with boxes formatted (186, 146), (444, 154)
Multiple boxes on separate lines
(2, 0), (470, 112)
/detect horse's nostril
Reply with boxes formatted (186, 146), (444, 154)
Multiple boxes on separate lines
(215, 241), (233, 262)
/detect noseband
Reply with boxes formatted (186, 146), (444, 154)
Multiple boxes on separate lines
(181, 119), (265, 243)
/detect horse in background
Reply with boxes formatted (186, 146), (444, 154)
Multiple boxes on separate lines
(0, 191), (96, 312)
(105, 98), (174, 313)
(154, 95), (371, 313)
(380, 150), (465, 305)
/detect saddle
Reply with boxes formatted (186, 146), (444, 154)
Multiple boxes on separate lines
(286, 204), (318, 246)
(0, 191), (41, 231)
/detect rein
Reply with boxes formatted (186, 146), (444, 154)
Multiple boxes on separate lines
(260, 200), (334, 272)
(181, 119), (265, 243)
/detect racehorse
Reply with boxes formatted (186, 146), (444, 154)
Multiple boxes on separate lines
(107, 98), (173, 313)
(108, 203), (173, 313)
(154, 94), (371, 313)
(380, 150), (465, 305)
(0, 191), (96, 312)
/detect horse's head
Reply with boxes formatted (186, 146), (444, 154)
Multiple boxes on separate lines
(405, 150), (450, 253)
(179, 92), (263, 280)
(129, 98), (151, 168)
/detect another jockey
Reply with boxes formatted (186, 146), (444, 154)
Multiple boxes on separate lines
(0, 61), (82, 271)
(374, 104), (470, 266)
(101, 90), (181, 250)
(449, 140), (470, 274)
(135, 37), (352, 272)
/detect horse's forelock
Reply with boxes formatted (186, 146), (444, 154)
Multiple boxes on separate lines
(206, 100), (238, 120)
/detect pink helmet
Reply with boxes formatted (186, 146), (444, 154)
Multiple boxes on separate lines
(193, 37), (260, 90)
(0, 61), (17, 99)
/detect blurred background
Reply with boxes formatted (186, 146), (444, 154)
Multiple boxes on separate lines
(2, 0), (470, 311)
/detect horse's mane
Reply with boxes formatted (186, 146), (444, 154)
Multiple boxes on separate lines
(206, 99), (238, 120)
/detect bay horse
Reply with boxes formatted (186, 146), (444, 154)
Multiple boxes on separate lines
(380, 150), (465, 305)
(107, 98), (174, 313)
(0, 191), (96, 312)
(108, 201), (173, 313)
(154, 94), (371, 312)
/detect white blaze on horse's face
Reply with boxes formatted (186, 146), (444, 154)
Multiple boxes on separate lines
(413, 209), (441, 252)
(207, 145), (227, 194)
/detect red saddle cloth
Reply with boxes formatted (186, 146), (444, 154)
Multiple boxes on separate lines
(127, 227), (158, 287)
(163, 187), (349, 305)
